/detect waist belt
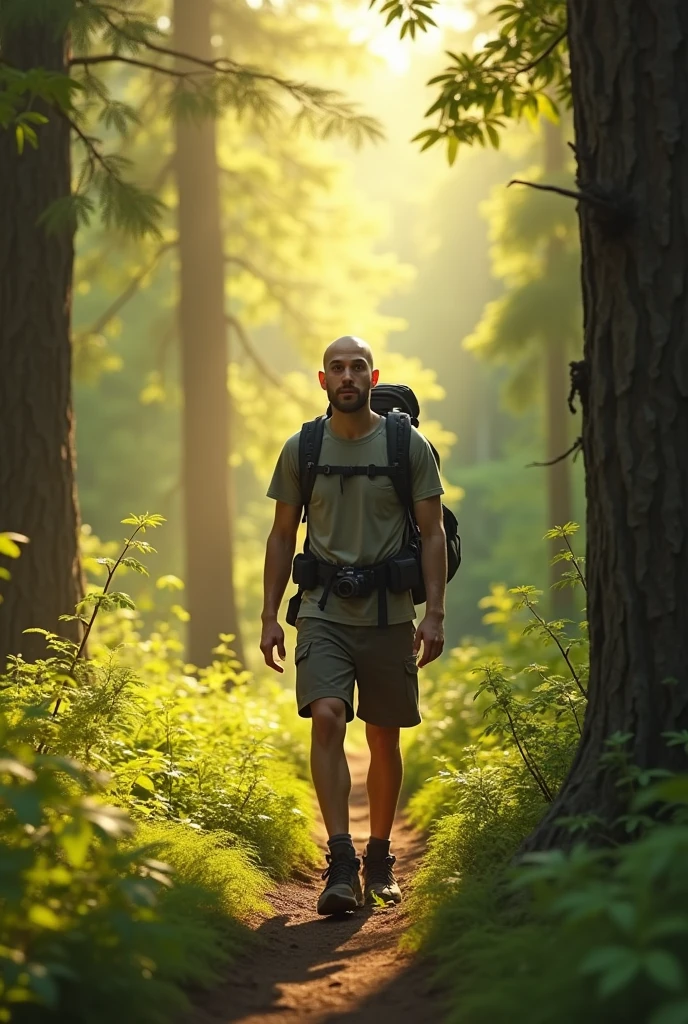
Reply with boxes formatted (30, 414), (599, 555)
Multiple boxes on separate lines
(315, 561), (390, 627)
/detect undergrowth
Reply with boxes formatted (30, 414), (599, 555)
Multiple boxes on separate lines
(0, 515), (317, 1022)
(405, 525), (688, 1024)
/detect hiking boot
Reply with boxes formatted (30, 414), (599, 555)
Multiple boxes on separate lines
(317, 852), (363, 915)
(362, 851), (402, 906)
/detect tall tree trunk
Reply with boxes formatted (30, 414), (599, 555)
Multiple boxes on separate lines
(526, 0), (688, 848)
(173, 0), (243, 667)
(0, 19), (82, 667)
(543, 119), (574, 618)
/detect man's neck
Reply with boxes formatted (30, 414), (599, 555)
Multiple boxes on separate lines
(328, 406), (380, 440)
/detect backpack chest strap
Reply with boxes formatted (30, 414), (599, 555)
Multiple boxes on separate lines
(312, 463), (402, 480)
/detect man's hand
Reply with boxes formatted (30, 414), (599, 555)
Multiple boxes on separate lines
(413, 612), (444, 668)
(260, 617), (286, 673)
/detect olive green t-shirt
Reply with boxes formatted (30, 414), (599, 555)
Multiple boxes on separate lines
(267, 417), (444, 626)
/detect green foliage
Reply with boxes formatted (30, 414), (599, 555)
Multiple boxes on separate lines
(0, 515), (316, 1021)
(406, 528), (688, 1024)
(0, 66), (80, 151)
(425, 784), (688, 1024)
(371, 0), (569, 161)
(0, 535), (28, 602)
(4, 0), (384, 236)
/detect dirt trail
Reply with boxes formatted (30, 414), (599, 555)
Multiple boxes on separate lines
(189, 747), (443, 1024)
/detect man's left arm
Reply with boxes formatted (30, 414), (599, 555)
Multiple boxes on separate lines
(413, 495), (447, 668)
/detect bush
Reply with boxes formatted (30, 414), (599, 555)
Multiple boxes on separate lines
(405, 526), (688, 1024)
(424, 780), (688, 1024)
(0, 514), (317, 1022)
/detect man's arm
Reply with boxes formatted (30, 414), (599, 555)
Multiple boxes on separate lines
(260, 500), (301, 673)
(413, 494), (447, 668)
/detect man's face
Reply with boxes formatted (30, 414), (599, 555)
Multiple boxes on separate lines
(319, 352), (378, 413)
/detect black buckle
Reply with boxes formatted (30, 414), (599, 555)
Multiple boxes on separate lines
(322, 465), (331, 476)
(367, 464), (377, 479)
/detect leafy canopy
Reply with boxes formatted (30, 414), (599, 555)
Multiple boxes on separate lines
(370, 0), (569, 162)
(2, 0), (383, 235)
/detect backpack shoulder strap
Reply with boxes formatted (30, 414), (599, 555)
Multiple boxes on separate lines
(385, 411), (413, 513)
(298, 415), (327, 513)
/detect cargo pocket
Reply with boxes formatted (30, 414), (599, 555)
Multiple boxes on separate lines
(295, 641), (312, 666)
(404, 653), (419, 707)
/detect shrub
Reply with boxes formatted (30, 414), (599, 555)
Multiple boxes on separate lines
(0, 514), (317, 1022)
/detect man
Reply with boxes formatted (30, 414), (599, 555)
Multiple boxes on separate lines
(260, 335), (447, 915)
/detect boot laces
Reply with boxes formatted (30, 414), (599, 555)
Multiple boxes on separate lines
(322, 854), (359, 888)
(365, 853), (396, 886)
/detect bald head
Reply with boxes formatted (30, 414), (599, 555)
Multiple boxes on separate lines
(319, 335), (379, 414)
(323, 335), (375, 371)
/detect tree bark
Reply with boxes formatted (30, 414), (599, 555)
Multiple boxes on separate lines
(0, 20), (83, 667)
(543, 119), (574, 618)
(526, 0), (688, 848)
(173, 0), (243, 667)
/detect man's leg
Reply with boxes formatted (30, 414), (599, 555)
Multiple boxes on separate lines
(362, 723), (404, 905)
(310, 696), (363, 915)
(365, 723), (402, 840)
(310, 696), (350, 837)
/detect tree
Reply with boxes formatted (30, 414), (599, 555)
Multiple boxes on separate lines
(0, 0), (378, 668)
(0, 7), (83, 663)
(376, 0), (688, 842)
(173, 0), (242, 665)
(465, 117), (582, 613)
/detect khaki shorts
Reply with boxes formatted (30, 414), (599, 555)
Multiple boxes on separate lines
(294, 617), (420, 728)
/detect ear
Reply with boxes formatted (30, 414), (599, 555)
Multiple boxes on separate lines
(318, 370), (327, 390)
(371, 369), (380, 387)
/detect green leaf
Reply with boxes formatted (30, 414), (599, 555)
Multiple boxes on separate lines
(120, 557), (149, 576)
(134, 774), (156, 793)
(0, 533), (27, 558)
(650, 999), (688, 1024)
(59, 818), (93, 868)
(27, 905), (62, 930)
(0, 758), (36, 782)
(81, 799), (133, 838)
(156, 574), (184, 591)
(644, 950), (685, 993)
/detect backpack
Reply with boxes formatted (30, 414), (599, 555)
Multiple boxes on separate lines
(296, 382), (461, 607)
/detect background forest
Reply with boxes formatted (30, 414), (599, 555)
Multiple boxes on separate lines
(11, 0), (688, 1022)
(69, 0), (584, 659)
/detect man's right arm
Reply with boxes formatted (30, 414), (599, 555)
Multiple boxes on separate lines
(260, 500), (302, 673)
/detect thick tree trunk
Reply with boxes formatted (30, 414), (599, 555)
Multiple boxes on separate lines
(173, 0), (243, 667)
(526, 0), (688, 848)
(543, 119), (574, 618)
(0, 21), (82, 667)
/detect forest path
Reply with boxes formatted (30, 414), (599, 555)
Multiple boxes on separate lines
(188, 747), (444, 1024)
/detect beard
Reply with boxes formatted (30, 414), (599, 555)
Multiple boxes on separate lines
(328, 384), (369, 414)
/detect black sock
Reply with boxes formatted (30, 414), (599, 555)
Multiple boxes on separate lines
(366, 836), (391, 859)
(328, 833), (355, 859)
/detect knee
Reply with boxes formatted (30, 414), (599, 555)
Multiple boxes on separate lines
(311, 698), (347, 746)
(366, 724), (401, 755)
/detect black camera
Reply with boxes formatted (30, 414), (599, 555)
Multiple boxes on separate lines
(331, 567), (374, 599)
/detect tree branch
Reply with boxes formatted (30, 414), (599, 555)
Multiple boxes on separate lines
(226, 315), (304, 405)
(72, 0), (371, 122)
(225, 255), (312, 328)
(519, 28), (568, 75)
(527, 437), (583, 468)
(70, 53), (193, 76)
(80, 241), (177, 337)
(62, 110), (112, 179)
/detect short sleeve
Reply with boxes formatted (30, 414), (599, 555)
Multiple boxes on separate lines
(267, 433), (302, 506)
(409, 428), (444, 503)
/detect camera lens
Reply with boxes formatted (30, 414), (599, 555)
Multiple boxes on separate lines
(335, 577), (356, 599)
